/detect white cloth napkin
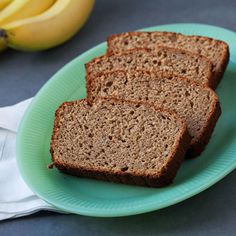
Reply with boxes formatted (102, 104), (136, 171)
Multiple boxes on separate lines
(0, 98), (66, 221)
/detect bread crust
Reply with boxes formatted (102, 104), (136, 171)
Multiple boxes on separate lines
(50, 98), (191, 187)
(107, 31), (229, 89)
(86, 70), (221, 158)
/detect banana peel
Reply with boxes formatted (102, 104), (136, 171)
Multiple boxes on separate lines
(0, 0), (12, 11)
(0, 0), (56, 25)
(0, 0), (56, 52)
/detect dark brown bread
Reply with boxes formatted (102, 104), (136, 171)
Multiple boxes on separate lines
(85, 47), (214, 87)
(107, 31), (229, 89)
(87, 70), (221, 157)
(50, 98), (190, 187)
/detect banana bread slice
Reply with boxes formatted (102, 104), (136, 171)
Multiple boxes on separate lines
(85, 47), (214, 87)
(107, 31), (229, 88)
(87, 71), (221, 157)
(50, 98), (190, 187)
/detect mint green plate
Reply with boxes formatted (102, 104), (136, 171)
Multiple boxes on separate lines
(17, 24), (236, 217)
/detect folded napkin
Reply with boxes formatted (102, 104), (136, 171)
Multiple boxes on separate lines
(0, 98), (65, 221)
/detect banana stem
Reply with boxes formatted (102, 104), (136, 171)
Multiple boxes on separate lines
(0, 29), (7, 39)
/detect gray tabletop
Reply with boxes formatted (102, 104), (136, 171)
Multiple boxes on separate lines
(1, 0), (236, 235)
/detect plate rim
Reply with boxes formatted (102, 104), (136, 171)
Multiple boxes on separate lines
(16, 23), (236, 217)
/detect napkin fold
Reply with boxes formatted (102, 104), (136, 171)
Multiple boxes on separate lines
(0, 98), (65, 221)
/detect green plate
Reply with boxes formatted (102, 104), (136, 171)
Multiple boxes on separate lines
(17, 23), (236, 217)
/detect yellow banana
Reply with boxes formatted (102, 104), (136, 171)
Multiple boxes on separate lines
(0, 0), (55, 52)
(0, 0), (12, 11)
(0, 0), (56, 25)
(0, 0), (95, 51)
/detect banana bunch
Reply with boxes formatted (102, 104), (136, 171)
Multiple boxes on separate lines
(0, 0), (95, 52)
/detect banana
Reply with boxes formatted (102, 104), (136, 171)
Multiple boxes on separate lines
(0, 0), (12, 11)
(0, 0), (56, 25)
(0, 0), (55, 52)
(0, 0), (95, 51)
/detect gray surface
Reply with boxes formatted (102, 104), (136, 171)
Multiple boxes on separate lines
(1, 0), (236, 235)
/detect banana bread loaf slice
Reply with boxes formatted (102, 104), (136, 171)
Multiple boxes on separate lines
(87, 71), (221, 157)
(85, 47), (214, 87)
(50, 98), (190, 187)
(107, 31), (229, 88)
